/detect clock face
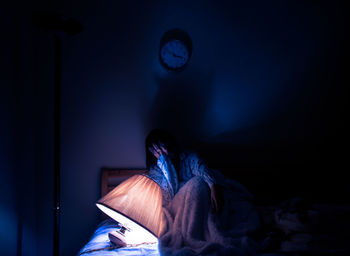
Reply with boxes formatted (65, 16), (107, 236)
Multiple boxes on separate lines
(160, 40), (189, 70)
(159, 29), (192, 71)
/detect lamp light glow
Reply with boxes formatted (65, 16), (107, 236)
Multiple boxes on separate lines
(96, 175), (163, 245)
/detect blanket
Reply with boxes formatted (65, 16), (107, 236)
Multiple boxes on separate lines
(159, 177), (262, 256)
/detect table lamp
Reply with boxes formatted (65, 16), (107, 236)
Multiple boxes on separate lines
(96, 174), (163, 246)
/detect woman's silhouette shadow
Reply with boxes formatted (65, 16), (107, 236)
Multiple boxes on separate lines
(149, 70), (213, 147)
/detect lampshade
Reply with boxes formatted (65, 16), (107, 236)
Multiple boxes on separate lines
(96, 174), (163, 244)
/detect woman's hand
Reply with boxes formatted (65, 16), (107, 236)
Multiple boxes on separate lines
(210, 184), (223, 213)
(148, 142), (168, 159)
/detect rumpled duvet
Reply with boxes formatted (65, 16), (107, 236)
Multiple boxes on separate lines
(159, 176), (261, 256)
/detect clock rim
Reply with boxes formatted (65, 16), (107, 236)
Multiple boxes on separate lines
(159, 28), (192, 72)
(160, 40), (189, 70)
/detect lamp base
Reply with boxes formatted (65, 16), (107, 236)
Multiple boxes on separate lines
(108, 231), (127, 247)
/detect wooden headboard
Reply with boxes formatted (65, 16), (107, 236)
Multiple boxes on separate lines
(100, 168), (148, 197)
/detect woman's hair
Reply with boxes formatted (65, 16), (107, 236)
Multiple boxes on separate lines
(145, 129), (178, 169)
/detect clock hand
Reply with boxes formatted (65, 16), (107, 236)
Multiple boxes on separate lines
(171, 53), (185, 60)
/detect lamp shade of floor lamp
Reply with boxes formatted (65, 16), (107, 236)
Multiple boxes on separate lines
(96, 175), (163, 245)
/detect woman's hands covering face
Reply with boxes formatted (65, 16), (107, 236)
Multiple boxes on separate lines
(148, 142), (168, 159)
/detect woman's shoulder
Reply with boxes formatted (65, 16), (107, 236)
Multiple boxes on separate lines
(180, 150), (201, 162)
(180, 151), (205, 171)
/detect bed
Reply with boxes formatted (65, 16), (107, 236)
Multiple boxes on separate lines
(78, 167), (350, 256)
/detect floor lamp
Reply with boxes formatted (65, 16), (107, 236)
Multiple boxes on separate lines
(33, 12), (82, 256)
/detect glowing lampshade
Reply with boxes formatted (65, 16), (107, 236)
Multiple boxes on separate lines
(96, 175), (163, 245)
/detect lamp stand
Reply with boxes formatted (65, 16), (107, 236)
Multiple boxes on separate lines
(108, 229), (127, 247)
(32, 12), (82, 256)
(108, 224), (131, 247)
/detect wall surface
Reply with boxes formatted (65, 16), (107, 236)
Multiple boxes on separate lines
(1, 2), (55, 256)
(1, 0), (348, 255)
(1, 3), (38, 255)
(0, 42), (17, 256)
(57, 1), (348, 254)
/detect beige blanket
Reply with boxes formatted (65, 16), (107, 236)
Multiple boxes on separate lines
(159, 177), (261, 256)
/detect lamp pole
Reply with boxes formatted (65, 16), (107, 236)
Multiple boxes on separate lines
(53, 34), (62, 256)
(33, 12), (82, 256)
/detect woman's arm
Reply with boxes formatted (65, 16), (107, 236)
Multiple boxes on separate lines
(187, 153), (223, 213)
(148, 142), (179, 196)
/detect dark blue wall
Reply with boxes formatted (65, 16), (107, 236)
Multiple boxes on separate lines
(1, 2), (54, 255)
(0, 56), (17, 256)
(1, 0), (347, 255)
(1, 4), (36, 255)
(59, 1), (347, 254)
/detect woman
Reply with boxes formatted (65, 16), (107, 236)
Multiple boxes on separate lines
(146, 129), (261, 256)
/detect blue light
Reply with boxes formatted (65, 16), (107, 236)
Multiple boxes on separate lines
(0, 207), (17, 255)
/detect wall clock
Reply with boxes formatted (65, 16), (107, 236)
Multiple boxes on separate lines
(159, 29), (192, 72)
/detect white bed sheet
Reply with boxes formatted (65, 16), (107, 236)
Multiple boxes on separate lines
(78, 219), (160, 256)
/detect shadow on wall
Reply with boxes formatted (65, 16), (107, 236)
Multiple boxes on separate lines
(149, 70), (213, 146)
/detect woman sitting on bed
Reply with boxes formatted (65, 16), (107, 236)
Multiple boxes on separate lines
(146, 129), (261, 256)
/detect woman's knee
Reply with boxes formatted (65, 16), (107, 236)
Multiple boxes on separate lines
(187, 177), (210, 195)
(187, 176), (204, 185)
